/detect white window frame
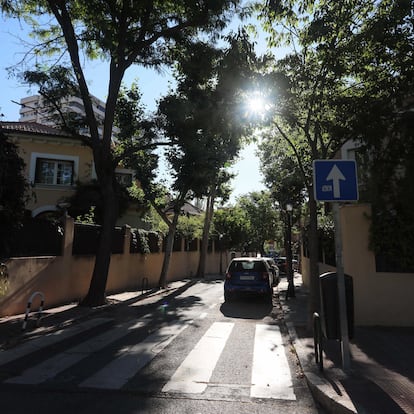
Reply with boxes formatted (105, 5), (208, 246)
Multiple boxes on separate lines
(91, 163), (134, 186)
(30, 152), (79, 187)
(115, 168), (134, 187)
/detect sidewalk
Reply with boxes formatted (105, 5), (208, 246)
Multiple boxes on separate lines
(0, 279), (195, 350)
(279, 274), (414, 414)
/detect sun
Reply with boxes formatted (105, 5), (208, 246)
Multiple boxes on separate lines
(247, 96), (266, 114)
(245, 92), (270, 117)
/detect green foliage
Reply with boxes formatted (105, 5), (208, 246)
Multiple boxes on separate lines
(213, 192), (283, 254)
(130, 228), (162, 254)
(252, 0), (414, 275)
(317, 212), (335, 265)
(140, 204), (169, 235)
(259, 137), (306, 209)
(132, 33), (265, 270)
(0, 130), (32, 258)
(156, 38), (249, 200)
(75, 206), (97, 224)
(251, 0), (414, 191)
(368, 131), (414, 270)
(213, 206), (251, 252)
(114, 82), (159, 168)
(176, 214), (204, 240)
(66, 180), (145, 225)
(237, 191), (282, 254)
(135, 229), (150, 254)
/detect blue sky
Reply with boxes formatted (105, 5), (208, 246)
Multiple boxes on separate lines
(0, 14), (267, 202)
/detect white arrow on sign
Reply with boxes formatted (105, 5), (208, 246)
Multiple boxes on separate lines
(326, 164), (345, 198)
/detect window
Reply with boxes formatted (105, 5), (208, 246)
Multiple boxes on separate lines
(35, 158), (74, 185)
(115, 172), (133, 187)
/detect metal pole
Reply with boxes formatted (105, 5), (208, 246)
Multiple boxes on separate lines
(219, 234), (223, 275)
(332, 202), (351, 372)
(286, 209), (295, 298)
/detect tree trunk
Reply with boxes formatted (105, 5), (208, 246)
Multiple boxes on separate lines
(197, 189), (216, 278)
(158, 209), (180, 289)
(79, 178), (117, 306)
(307, 193), (321, 327)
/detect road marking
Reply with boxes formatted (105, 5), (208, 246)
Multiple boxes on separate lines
(0, 318), (112, 366)
(80, 321), (189, 389)
(162, 322), (234, 394)
(5, 320), (145, 385)
(250, 324), (296, 400)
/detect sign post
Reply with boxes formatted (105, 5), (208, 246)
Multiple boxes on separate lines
(313, 160), (358, 373)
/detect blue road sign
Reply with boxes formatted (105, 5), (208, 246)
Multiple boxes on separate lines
(313, 160), (358, 202)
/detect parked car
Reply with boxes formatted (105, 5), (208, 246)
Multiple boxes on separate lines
(276, 256), (287, 274)
(224, 257), (273, 302)
(263, 257), (280, 286)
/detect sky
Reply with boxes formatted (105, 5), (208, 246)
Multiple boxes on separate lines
(0, 13), (268, 203)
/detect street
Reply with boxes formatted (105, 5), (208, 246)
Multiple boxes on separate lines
(0, 279), (322, 414)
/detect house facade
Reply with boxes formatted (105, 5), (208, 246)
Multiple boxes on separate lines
(1, 121), (138, 226)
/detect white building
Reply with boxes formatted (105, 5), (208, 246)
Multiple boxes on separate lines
(18, 94), (108, 137)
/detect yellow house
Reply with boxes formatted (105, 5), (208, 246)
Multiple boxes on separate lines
(1, 121), (139, 225)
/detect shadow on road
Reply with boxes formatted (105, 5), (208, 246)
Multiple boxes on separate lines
(220, 297), (273, 320)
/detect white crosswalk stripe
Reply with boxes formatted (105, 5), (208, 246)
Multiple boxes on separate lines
(80, 321), (189, 389)
(162, 322), (234, 394)
(0, 318), (112, 366)
(1, 317), (296, 401)
(5, 319), (145, 385)
(251, 324), (295, 400)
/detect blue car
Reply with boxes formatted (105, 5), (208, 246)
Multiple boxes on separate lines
(224, 257), (273, 302)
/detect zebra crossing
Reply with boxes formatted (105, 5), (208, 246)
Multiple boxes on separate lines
(0, 309), (297, 401)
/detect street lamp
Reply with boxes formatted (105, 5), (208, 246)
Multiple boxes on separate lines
(285, 203), (296, 299)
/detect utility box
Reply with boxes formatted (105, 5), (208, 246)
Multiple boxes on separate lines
(319, 272), (354, 340)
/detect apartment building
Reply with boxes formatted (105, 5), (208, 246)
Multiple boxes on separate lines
(18, 94), (113, 137)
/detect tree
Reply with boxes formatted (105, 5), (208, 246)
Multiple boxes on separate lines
(247, 1), (364, 315)
(2, 0), (242, 305)
(237, 191), (281, 255)
(64, 180), (145, 225)
(197, 170), (233, 278)
(259, 137), (306, 210)
(150, 44), (240, 287)
(0, 128), (31, 258)
(212, 206), (251, 252)
(133, 34), (262, 286)
(258, 140), (307, 297)
(250, 0), (414, 321)
(176, 214), (204, 242)
(189, 31), (264, 278)
(338, 1), (414, 271)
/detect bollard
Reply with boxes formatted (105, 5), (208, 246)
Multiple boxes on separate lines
(141, 277), (149, 295)
(0, 263), (9, 294)
(0, 263), (8, 279)
(22, 291), (45, 331)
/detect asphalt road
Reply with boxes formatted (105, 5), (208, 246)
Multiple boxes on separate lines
(0, 279), (323, 414)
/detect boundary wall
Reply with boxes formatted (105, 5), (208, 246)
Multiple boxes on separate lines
(301, 204), (414, 326)
(0, 216), (231, 317)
